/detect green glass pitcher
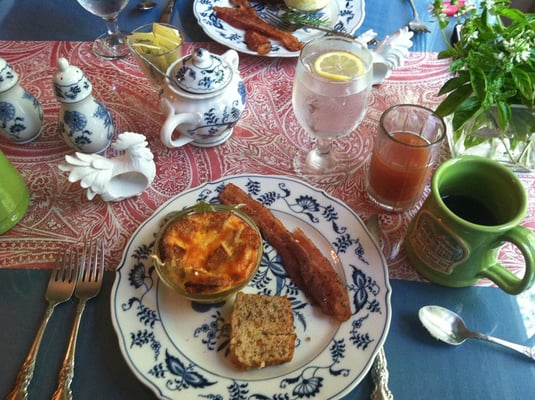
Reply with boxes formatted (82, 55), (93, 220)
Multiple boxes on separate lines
(0, 149), (29, 234)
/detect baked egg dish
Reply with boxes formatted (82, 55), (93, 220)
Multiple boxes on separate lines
(152, 202), (263, 303)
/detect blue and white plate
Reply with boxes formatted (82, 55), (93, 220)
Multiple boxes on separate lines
(111, 174), (391, 399)
(193, 0), (365, 57)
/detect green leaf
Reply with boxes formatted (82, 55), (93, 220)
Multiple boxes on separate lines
(282, 10), (330, 27)
(496, 101), (512, 131)
(500, 7), (527, 23)
(470, 67), (488, 101)
(435, 83), (473, 117)
(437, 74), (470, 96)
(507, 107), (535, 141)
(512, 67), (533, 101)
(451, 98), (481, 131)
(437, 47), (457, 59)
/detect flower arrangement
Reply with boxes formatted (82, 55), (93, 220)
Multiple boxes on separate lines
(432, 0), (535, 170)
(432, 0), (535, 132)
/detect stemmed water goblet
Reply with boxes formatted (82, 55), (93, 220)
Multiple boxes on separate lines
(76, 0), (131, 59)
(292, 35), (373, 185)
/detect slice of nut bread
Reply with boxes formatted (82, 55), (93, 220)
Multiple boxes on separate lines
(230, 292), (296, 370)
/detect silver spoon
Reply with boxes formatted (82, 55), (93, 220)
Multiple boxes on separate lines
(418, 305), (535, 361)
(137, 1), (156, 10)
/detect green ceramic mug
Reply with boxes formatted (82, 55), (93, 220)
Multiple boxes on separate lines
(405, 156), (535, 294)
(0, 149), (29, 234)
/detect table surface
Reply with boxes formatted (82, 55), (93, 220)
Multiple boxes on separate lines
(1, 1), (535, 400)
(0, 0), (456, 51)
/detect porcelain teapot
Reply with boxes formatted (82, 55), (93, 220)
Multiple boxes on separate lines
(159, 48), (247, 148)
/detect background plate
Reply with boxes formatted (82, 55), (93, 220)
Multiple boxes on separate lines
(193, 0), (365, 57)
(111, 174), (391, 399)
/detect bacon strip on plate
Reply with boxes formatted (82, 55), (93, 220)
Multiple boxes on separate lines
(219, 183), (351, 322)
(214, 0), (303, 54)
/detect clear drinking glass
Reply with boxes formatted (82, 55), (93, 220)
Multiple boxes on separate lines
(292, 36), (373, 185)
(366, 104), (446, 212)
(127, 23), (183, 89)
(77, 0), (130, 59)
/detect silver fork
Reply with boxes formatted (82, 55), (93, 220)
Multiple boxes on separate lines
(52, 239), (104, 400)
(407, 0), (430, 33)
(6, 248), (78, 400)
(262, 9), (356, 40)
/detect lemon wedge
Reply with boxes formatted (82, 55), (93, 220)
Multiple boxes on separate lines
(153, 23), (181, 43)
(129, 23), (182, 55)
(313, 51), (365, 81)
(152, 23), (182, 52)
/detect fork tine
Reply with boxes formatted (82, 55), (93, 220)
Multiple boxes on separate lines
(79, 239), (104, 284)
(262, 10), (288, 30)
(60, 247), (79, 283)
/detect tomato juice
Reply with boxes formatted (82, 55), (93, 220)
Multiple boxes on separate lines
(367, 132), (434, 211)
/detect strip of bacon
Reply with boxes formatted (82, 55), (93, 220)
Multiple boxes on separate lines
(244, 30), (272, 56)
(219, 183), (351, 322)
(214, 2), (303, 53)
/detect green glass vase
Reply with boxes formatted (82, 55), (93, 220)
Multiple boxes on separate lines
(447, 105), (535, 172)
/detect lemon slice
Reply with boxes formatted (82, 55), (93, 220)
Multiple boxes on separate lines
(153, 23), (182, 45)
(313, 51), (365, 81)
(129, 23), (182, 54)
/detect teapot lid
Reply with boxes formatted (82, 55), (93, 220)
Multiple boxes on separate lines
(0, 58), (18, 92)
(53, 57), (92, 103)
(171, 48), (233, 94)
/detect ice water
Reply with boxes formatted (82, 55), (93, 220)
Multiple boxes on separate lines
(292, 50), (372, 141)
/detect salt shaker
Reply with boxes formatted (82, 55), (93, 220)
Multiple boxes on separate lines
(53, 57), (114, 153)
(0, 57), (44, 143)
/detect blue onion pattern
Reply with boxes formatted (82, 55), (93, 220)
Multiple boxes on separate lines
(59, 98), (114, 152)
(0, 101), (15, 123)
(115, 176), (388, 399)
(64, 110), (87, 131)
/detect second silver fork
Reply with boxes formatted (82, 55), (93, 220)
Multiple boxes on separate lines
(52, 239), (104, 400)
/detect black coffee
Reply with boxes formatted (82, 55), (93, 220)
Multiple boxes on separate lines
(441, 194), (500, 226)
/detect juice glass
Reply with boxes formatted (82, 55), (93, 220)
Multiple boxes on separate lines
(366, 104), (445, 212)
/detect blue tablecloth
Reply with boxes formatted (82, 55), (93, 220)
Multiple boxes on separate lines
(1, 270), (534, 399)
(0, 0), (454, 52)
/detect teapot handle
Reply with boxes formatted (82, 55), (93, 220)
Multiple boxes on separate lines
(160, 98), (201, 148)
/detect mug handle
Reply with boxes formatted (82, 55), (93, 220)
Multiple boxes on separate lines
(482, 225), (535, 295)
(159, 98), (200, 148)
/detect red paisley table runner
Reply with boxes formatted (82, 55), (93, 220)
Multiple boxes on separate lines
(1, 40), (533, 285)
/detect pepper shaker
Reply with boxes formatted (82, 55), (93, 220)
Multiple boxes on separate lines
(0, 57), (44, 143)
(53, 57), (114, 153)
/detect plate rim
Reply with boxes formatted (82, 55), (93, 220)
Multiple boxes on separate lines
(111, 173), (392, 400)
(192, 0), (366, 57)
